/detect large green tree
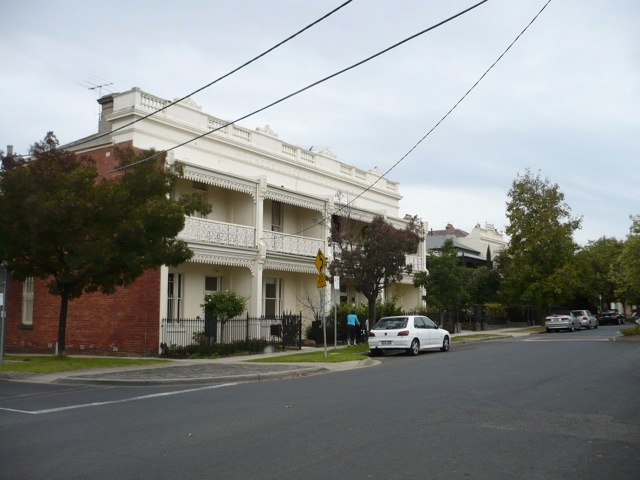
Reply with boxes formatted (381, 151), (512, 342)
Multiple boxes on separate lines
(502, 169), (582, 317)
(329, 215), (421, 327)
(413, 239), (469, 310)
(617, 215), (640, 306)
(0, 133), (210, 354)
(571, 236), (623, 311)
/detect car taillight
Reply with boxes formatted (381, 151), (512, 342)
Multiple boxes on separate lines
(397, 330), (410, 336)
(369, 331), (376, 337)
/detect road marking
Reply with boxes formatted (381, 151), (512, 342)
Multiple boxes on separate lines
(0, 382), (238, 415)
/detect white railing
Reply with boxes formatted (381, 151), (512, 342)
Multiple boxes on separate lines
(179, 217), (255, 248)
(263, 230), (324, 257)
(405, 254), (424, 272)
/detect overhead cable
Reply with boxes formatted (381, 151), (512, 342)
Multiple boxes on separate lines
(103, 0), (489, 175)
(66, 0), (354, 150)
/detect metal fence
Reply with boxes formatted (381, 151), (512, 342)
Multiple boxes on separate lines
(160, 312), (302, 352)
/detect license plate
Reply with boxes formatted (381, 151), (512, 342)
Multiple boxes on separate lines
(381, 341), (392, 345)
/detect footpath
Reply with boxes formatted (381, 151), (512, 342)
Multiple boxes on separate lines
(0, 328), (537, 387)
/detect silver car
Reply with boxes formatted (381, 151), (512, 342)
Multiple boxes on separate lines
(571, 310), (598, 330)
(545, 312), (581, 333)
(368, 315), (450, 356)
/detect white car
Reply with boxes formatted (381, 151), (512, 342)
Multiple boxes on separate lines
(570, 309), (598, 329)
(368, 315), (450, 357)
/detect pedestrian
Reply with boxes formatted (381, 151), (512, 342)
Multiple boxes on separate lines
(347, 309), (360, 346)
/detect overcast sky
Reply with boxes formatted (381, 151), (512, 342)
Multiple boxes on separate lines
(1, 0), (638, 245)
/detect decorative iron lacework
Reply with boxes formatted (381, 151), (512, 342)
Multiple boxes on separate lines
(264, 190), (325, 212)
(336, 207), (375, 223)
(262, 231), (323, 257)
(189, 253), (255, 273)
(184, 171), (256, 200)
(180, 217), (255, 248)
(263, 260), (318, 274)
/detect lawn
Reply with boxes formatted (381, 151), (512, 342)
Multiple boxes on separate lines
(0, 355), (168, 373)
(250, 344), (371, 363)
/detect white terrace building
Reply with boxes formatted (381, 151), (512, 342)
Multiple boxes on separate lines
(69, 88), (426, 327)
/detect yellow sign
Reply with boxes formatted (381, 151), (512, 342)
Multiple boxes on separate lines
(316, 274), (327, 289)
(315, 249), (326, 273)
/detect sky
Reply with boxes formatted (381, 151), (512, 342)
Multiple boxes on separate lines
(1, 0), (638, 246)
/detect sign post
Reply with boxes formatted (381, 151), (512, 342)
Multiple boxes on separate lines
(315, 249), (327, 358)
(333, 275), (339, 349)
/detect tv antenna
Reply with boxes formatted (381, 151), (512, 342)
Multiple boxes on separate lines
(78, 74), (116, 98)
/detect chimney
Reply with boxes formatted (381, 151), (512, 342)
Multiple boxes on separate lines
(97, 95), (114, 134)
(6, 145), (13, 156)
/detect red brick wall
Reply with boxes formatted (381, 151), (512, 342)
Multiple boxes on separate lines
(3, 269), (161, 356)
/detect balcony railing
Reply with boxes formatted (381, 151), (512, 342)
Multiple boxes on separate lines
(179, 217), (324, 257)
(180, 217), (255, 248)
(262, 230), (323, 257)
(405, 254), (424, 272)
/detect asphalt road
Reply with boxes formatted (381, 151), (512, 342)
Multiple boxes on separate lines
(1, 325), (639, 480)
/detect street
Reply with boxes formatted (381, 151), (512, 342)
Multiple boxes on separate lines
(1, 326), (639, 480)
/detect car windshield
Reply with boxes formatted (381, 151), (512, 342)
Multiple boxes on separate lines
(373, 318), (408, 330)
(570, 311), (585, 317)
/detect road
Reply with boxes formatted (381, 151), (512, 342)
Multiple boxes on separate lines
(1, 326), (639, 480)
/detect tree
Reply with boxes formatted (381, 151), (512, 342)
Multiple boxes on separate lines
(617, 215), (640, 306)
(571, 236), (623, 311)
(502, 169), (582, 317)
(413, 239), (469, 310)
(201, 290), (246, 342)
(0, 133), (211, 355)
(329, 215), (421, 327)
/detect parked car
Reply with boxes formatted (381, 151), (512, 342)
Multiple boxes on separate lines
(570, 310), (598, 329)
(545, 311), (581, 333)
(368, 315), (450, 356)
(597, 309), (625, 325)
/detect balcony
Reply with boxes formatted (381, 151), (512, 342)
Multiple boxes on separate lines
(262, 231), (323, 257)
(179, 217), (323, 258)
(180, 217), (255, 248)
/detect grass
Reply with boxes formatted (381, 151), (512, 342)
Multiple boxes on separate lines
(452, 333), (502, 341)
(620, 324), (640, 336)
(0, 355), (168, 374)
(250, 344), (371, 363)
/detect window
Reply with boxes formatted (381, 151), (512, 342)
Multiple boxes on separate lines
(263, 278), (282, 318)
(205, 276), (221, 295)
(271, 201), (282, 232)
(167, 273), (182, 321)
(22, 277), (34, 326)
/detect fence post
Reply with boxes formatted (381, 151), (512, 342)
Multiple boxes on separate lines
(245, 312), (249, 353)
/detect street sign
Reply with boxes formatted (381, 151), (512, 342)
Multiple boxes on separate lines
(316, 274), (327, 289)
(334, 276), (340, 290)
(315, 249), (326, 273)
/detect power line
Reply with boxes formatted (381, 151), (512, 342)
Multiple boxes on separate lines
(68, 0), (354, 150)
(102, 0), (489, 176)
(290, 0), (553, 238)
(339, 0), (554, 215)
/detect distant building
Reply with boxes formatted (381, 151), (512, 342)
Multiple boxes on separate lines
(426, 223), (507, 267)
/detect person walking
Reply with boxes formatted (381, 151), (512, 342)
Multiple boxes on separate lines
(347, 309), (360, 346)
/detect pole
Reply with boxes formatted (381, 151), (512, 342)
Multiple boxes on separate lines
(321, 288), (327, 359)
(333, 275), (339, 349)
(0, 267), (7, 364)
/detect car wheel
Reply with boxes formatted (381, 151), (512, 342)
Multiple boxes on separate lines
(406, 339), (420, 356)
(569, 322), (575, 332)
(370, 348), (382, 357)
(595, 322), (598, 329)
(440, 336), (450, 352)
(546, 328), (551, 333)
